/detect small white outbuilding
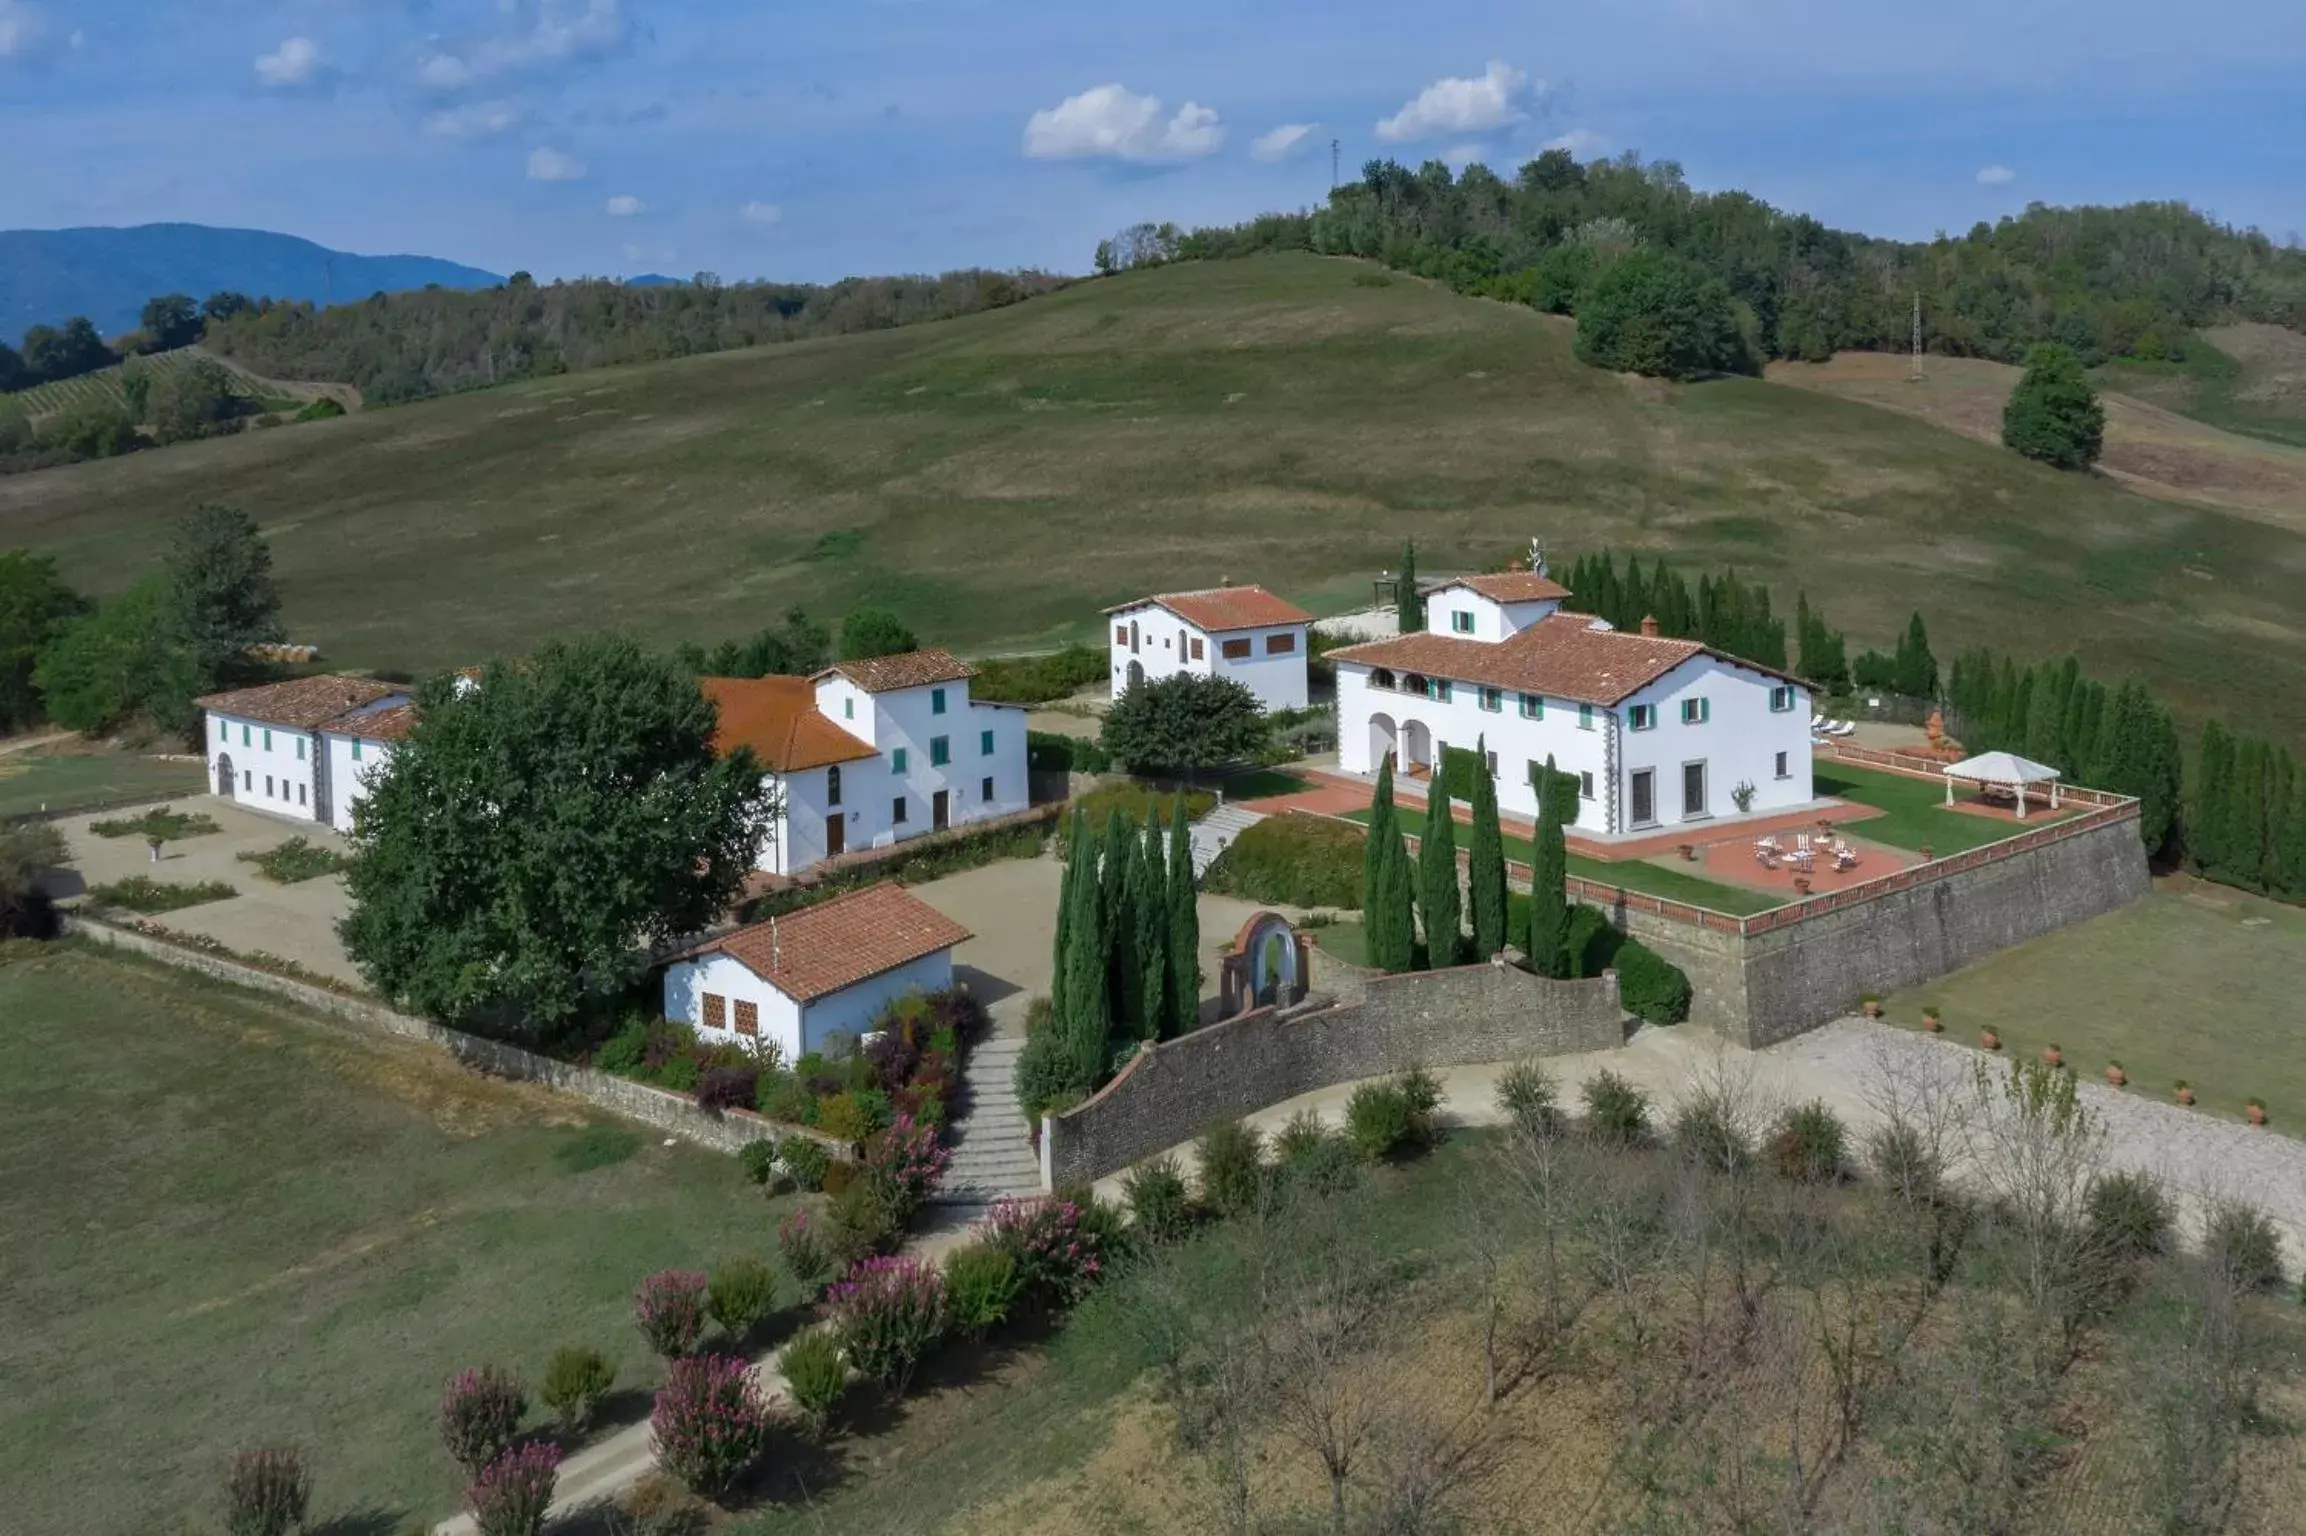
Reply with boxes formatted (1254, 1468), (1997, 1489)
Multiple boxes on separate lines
(1941, 750), (2064, 819)
(660, 881), (973, 1062)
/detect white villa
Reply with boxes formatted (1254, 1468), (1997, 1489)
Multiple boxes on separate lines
(1105, 585), (1313, 712)
(705, 648), (1030, 878)
(662, 881), (972, 1059)
(1329, 569), (1814, 836)
(197, 675), (418, 833)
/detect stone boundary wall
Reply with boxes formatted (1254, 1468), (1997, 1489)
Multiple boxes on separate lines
(61, 914), (846, 1159)
(1039, 957), (1627, 1189)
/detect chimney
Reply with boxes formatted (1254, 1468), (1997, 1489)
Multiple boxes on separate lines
(1640, 614), (1660, 638)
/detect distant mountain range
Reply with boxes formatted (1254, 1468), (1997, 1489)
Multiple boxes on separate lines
(0, 224), (503, 339)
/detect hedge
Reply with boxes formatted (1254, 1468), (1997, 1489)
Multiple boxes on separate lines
(971, 645), (1108, 706)
(1055, 783), (1216, 852)
(1202, 812), (1364, 908)
(1027, 730), (1112, 775)
(1614, 939), (1692, 1025)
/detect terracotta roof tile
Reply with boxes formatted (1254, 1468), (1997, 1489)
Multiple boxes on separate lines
(1438, 571), (1572, 603)
(334, 701), (420, 742)
(1106, 585), (1314, 633)
(678, 882), (972, 1002)
(1329, 612), (1801, 706)
(702, 676), (878, 773)
(195, 675), (404, 730)
(817, 649), (978, 694)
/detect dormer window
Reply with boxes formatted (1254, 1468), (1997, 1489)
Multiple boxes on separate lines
(1369, 668), (1396, 690)
(1402, 673), (1427, 697)
(1451, 611), (1475, 635)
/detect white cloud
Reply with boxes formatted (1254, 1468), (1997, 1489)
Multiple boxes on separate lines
(1251, 123), (1318, 163)
(1442, 143), (1490, 171)
(737, 200), (783, 228)
(424, 100), (523, 139)
(525, 146), (587, 181)
(605, 194), (644, 216)
(0, 0), (49, 61)
(416, 0), (630, 95)
(1023, 83), (1226, 162)
(255, 36), (324, 88)
(1376, 61), (1533, 142)
(1976, 163), (2017, 185)
(1542, 128), (1604, 156)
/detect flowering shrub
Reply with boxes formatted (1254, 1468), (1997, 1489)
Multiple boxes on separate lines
(828, 1255), (948, 1391)
(465, 1442), (561, 1536)
(694, 1064), (760, 1113)
(635, 1270), (711, 1359)
(778, 1208), (834, 1298)
(650, 1354), (771, 1495)
(439, 1365), (527, 1473)
(223, 1445), (311, 1536)
(861, 1113), (951, 1215)
(983, 1197), (1104, 1306)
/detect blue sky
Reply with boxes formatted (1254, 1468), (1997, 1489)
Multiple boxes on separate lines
(4, 0), (2303, 282)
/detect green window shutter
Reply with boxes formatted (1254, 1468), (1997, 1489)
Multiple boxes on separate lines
(980, 729), (994, 755)
(893, 748), (908, 774)
(931, 736), (950, 767)
(932, 688), (947, 715)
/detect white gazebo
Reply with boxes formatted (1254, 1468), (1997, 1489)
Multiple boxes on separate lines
(1942, 750), (2063, 819)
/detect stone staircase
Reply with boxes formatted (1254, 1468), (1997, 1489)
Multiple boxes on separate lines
(935, 1035), (1042, 1205)
(1189, 803), (1266, 879)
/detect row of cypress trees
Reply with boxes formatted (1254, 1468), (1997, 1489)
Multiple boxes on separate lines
(1048, 798), (1199, 1091)
(2191, 722), (2306, 900)
(1558, 550), (1790, 671)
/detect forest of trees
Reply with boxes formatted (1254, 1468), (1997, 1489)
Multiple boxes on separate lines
(1172, 150), (2306, 371)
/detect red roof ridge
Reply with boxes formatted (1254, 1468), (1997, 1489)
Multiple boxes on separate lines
(1105, 585), (1315, 632)
(674, 882), (973, 1002)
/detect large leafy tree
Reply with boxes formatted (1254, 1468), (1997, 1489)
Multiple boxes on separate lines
(146, 359), (240, 443)
(32, 575), (201, 734)
(1417, 778), (1462, 967)
(837, 607), (917, 661)
(1572, 251), (1751, 381)
(1098, 672), (1270, 780)
(1361, 756), (1417, 973)
(1465, 736), (1509, 957)
(1164, 791), (1198, 1035)
(1524, 757), (1571, 977)
(139, 294), (203, 352)
(2001, 343), (2104, 470)
(340, 637), (773, 1033)
(0, 551), (87, 733)
(164, 504), (283, 689)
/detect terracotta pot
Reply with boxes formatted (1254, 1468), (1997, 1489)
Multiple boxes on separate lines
(1792, 876), (1812, 894)
(2105, 1065), (2126, 1087)
(2247, 1102), (2267, 1127)
(2041, 1046), (2063, 1068)
(1862, 1000), (1882, 1019)
(1922, 1013), (1943, 1033)
(1980, 1029), (2002, 1052)
(1677, 843), (1697, 862)
(2175, 1085), (2195, 1106)
(1919, 844), (1934, 861)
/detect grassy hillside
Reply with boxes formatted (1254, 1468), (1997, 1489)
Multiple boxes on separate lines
(3, 254), (2303, 739)
(3, 345), (348, 422)
(2098, 322), (2306, 450)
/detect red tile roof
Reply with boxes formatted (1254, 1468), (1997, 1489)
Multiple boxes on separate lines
(338, 702), (420, 742)
(675, 882), (972, 1002)
(1437, 571), (1572, 603)
(816, 649), (978, 694)
(702, 676), (878, 773)
(1330, 611), (1801, 705)
(1107, 585), (1314, 633)
(195, 675), (404, 730)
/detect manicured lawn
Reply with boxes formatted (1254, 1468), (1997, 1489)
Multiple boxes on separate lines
(1815, 762), (2078, 855)
(0, 750), (206, 819)
(1341, 807), (1779, 916)
(1214, 766), (1314, 801)
(1306, 916), (1371, 967)
(1888, 882), (2306, 1126)
(0, 943), (796, 1536)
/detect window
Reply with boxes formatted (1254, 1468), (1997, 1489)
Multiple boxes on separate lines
(1683, 761), (1708, 818)
(1221, 637), (1252, 660)
(1775, 750), (1791, 780)
(827, 765), (842, 807)
(241, 724), (250, 747)
(1629, 704), (1656, 731)
(1485, 750), (1499, 775)
(243, 770), (252, 791)
(1681, 697), (1711, 725)
(1370, 668), (1396, 690)
(930, 735), (950, 767)
(351, 740), (363, 762)
(1631, 768), (1656, 826)
(1451, 610), (1475, 634)
(703, 993), (727, 1032)
(981, 775), (995, 802)
(265, 775), (275, 797)
(892, 747), (908, 774)
(892, 796), (909, 825)
(1428, 678), (1453, 703)
(1189, 637), (1205, 660)
(1479, 686), (1502, 713)
(298, 784), (307, 806)
(1265, 632), (1296, 655)
(980, 729), (995, 756)
(1579, 771), (1596, 799)
(217, 719), (226, 741)
(931, 688), (947, 715)
(843, 697), (854, 720)
(263, 729), (273, 751)
(1518, 693), (1542, 720)
(734, 999), (759, 1037)
(1769, 685), (1796, 713)
(1114, 625), (1128, 646)
(1578, 704), (1595, 731)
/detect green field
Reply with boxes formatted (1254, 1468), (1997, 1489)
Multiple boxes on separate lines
(1892, 882), (2306, 1126)
(4, 256), (2304, 743)
(0, 943), (795, 1536)
(0, 749), (206, 818)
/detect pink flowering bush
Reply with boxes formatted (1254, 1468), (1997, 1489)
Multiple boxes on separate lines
(650, 1354), (772, 1495)
(222, 1445), (311, 1536)
(439, 1365), (528, 1473)
(983, 1196), (1104, 1305)
(828, 1255), (948, 1392)
(778, 1208), (833, 1299)
(464, 1442), (561, 1536)
(635, 1269), (710, 1358)
(859, 1113), (951, 1215)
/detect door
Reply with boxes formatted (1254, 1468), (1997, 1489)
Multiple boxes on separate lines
(1630, 768), (1655, 827)
(311, 736), (333, 827)
(825, 814), (845, 857)
(932, 789), (950, 831)
(215, 753), (235, 799)
(1682, 760), (1707, 819)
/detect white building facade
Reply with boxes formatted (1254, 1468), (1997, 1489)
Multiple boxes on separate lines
(197, 676), (414, 833)
(1106, 585), (1314, 712)
(1330, 572), (1813, 837)
(705, 649), (1030, 879)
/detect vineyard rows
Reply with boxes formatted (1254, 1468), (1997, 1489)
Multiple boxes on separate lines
(2, 347), (330, 421)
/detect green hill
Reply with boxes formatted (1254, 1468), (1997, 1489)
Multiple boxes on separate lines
(2, 345), (344, 423)
(1, 254), (2301, 739)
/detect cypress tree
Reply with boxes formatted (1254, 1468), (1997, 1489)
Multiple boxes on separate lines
(1417, 776), (1463, 968)
(2143, 701), (2184, 862)
(1898, 613), (1937, 698)
(1364, 756), (1416, 973)
(1061, 820), (1110, 1083)
(1165, 791), (1198, 1036)
(1104, 808), (1141, 1032)
(2194, 720), (2234, 878)
(1051, 804), (1082, 1024)
(1134, 815), (1168, 1039)
(1466, 735), (1509, 958)
(2230, 736), (2271, 890)
(1396, 540), (1422, 634)
(1525, 757), (1570, 978)
(2274, 759), (2306, 901)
